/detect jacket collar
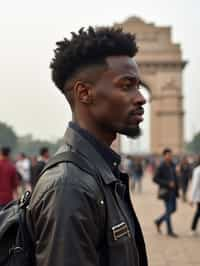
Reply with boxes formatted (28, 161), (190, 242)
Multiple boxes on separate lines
(64, 127), (118, 184)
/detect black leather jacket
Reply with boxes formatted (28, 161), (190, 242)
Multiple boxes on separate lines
(27, 127), (148, 266)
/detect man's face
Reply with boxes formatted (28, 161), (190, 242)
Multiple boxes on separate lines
(89, 56), (146, 138)
(164, 152), (172, 162)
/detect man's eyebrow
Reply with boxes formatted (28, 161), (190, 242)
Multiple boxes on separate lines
(114, 75), (141, 83)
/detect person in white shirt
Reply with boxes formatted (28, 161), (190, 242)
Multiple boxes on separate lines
(190, 156), (200, 235)
(16, 153), (31, 192)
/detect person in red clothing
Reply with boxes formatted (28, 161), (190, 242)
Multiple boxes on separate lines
(0, 146), (19, 208)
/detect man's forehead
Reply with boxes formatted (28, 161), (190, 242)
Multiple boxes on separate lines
(105, 55), (139, 76)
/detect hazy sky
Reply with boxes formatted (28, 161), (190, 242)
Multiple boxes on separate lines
(0, 0), (199, 151)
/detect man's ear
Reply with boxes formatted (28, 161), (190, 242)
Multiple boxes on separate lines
(74, 81), (93, 104)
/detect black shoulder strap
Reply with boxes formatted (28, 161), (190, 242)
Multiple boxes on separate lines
(39, 151), (94, 177)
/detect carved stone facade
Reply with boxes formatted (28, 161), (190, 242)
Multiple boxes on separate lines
(114, 17), (187, 154)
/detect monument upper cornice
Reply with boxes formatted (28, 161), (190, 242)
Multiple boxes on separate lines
(114, 16), (186, 67)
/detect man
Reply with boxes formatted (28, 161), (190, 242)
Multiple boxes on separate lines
(27, 27), (148, 266)
(189, 155), (200, 235)
(177, 156), (192, 202)
(153, 148), (179, 237)
(0, 147), (19, 208)
(31, 147), (49, 188)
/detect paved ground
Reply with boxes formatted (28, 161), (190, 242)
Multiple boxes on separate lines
(131, 172), (200, 266)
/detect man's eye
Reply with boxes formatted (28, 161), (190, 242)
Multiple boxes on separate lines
(122, 83), (140, 91)
(122, 84), (132, 90)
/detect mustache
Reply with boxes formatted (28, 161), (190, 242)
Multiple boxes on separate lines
(128, 107), (144, 116)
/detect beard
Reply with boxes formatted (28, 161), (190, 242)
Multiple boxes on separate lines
(118, 125), (142, 139)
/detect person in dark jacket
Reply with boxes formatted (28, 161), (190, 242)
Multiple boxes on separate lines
(153, 148), (179, 237)
(31, 147), (49, 188)
(177, 156), (192, 202)
(27, 26), (148, 266)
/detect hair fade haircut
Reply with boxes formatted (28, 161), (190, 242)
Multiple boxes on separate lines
(50, 26), (138, 94)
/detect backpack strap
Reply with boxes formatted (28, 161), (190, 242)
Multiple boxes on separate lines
(39, 151), (95, 177)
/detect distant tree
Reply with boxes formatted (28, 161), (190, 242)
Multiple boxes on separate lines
(15, 135), (63, 156)
(0, 121), (63, 158)
(0, 121), (17, 149)
(186, 132), (200, 153)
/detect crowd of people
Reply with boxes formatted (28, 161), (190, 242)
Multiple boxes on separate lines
(122, 148), (200, 237)
(0, 146), (49, 208)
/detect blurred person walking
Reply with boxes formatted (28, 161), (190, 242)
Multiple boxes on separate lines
(0, 147), (19, 209)
(133, 156), (144, 193)
(189, 155), (200, 235)
(177, 156), (192, 202)
(153, 148), (179, 237)
(121, 155), (136, 193)
(16, 152), (31, 192)
(31, 147), (49, 188)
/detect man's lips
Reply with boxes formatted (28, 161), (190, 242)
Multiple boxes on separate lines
(129, 108), (144, 122)
(129, 107), (144, 116)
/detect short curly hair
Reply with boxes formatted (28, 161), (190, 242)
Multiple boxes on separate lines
(50, 26), (138, 94)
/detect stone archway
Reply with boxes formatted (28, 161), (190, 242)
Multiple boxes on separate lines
(114, 17), (187, 154)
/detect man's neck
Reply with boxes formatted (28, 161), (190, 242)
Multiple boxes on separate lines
(73, 120), (116, 147)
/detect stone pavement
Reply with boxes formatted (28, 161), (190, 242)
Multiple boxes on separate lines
(131, 173), (200, 266)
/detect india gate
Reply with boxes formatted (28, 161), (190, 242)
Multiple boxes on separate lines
(112, 17), (187, 154)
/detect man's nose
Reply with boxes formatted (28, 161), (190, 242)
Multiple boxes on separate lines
(134, 90), (146, 105)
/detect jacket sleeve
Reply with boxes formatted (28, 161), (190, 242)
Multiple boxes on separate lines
(30, 178), (105, 266)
